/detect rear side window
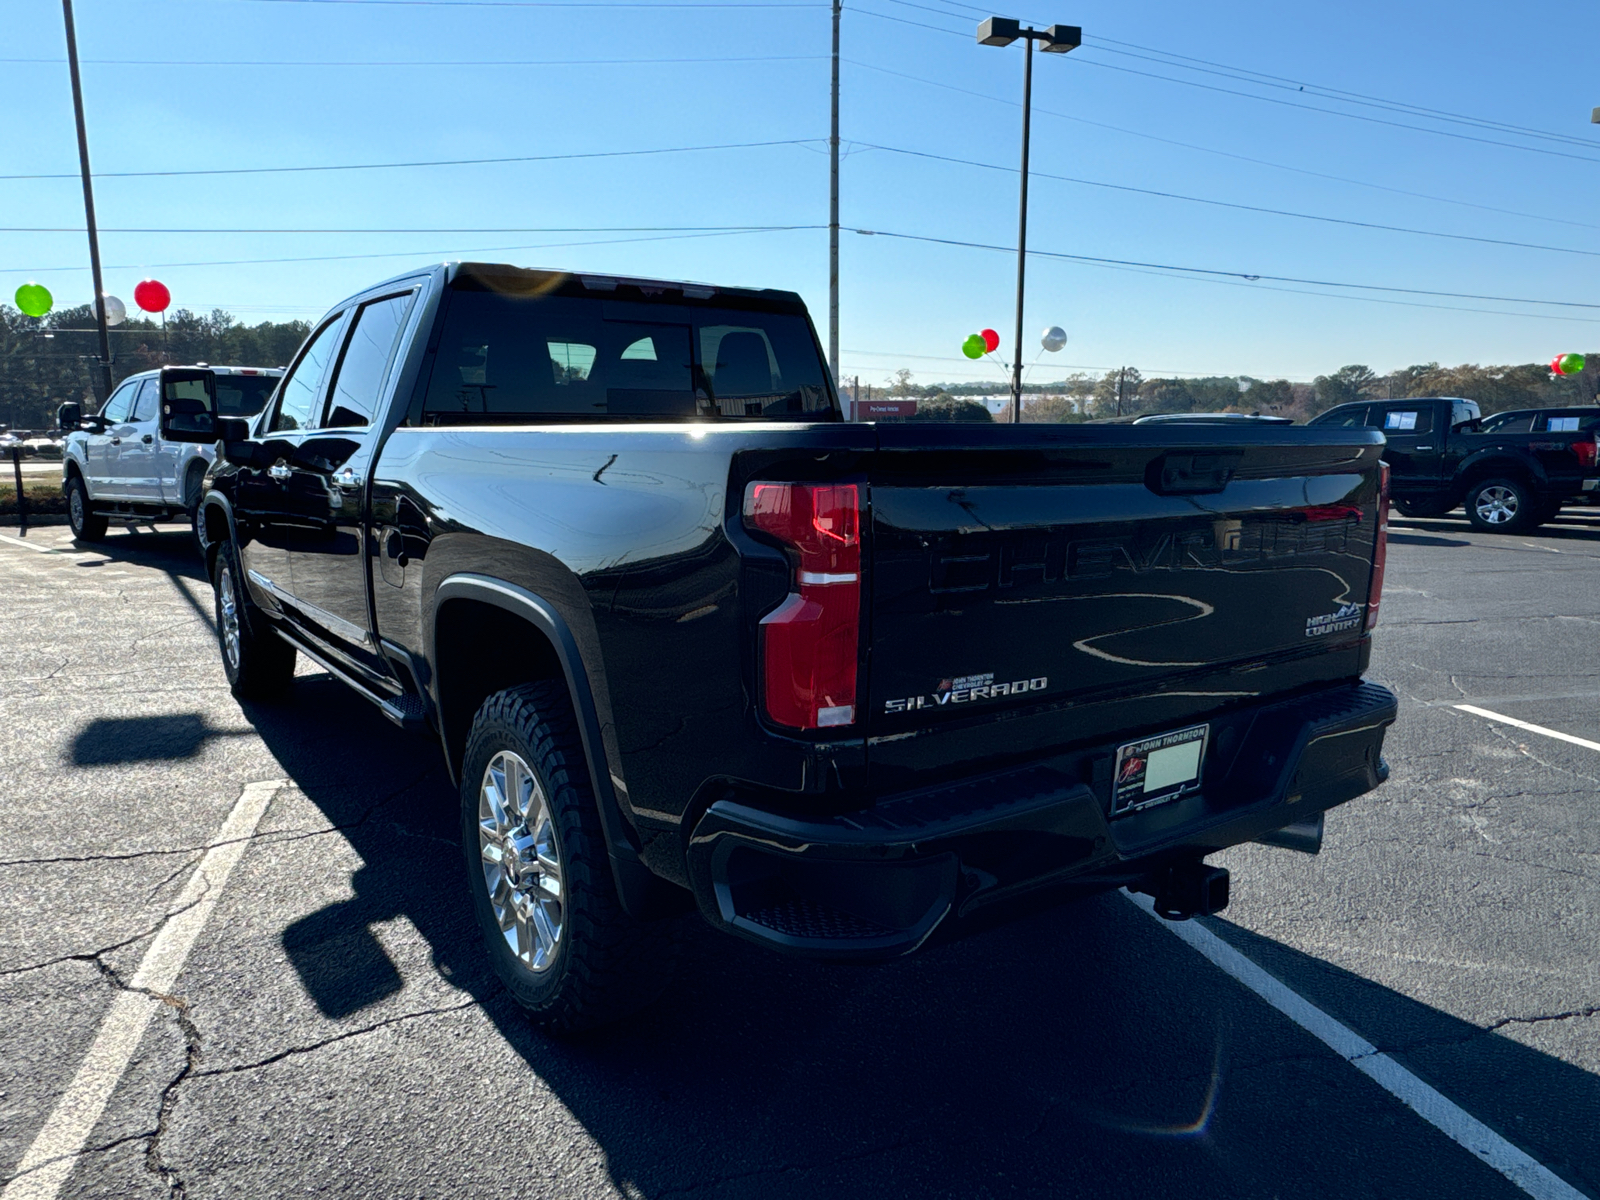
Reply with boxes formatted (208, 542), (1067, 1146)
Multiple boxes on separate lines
(129, 377), (159, 422)
(215, 375), (279, 418)
(1374, 406), (1433, 433)
(420, 290), (832, 423)
(1546, 415), (1581, 432)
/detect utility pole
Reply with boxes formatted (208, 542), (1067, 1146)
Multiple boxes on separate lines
(1116, 366), (1126, 417)
(828, 0), (841, 388)
(62, 0), (113, 401)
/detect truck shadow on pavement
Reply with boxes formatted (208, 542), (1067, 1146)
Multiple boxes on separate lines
(238, 677), (1600, 1200)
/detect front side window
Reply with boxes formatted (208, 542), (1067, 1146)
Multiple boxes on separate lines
(271, 316), (344, 432)
(419, 289), (831, 423)
(322, 293), (414, 428)
(1310, 405), (1367, 428)
(100, 380), (138, 423)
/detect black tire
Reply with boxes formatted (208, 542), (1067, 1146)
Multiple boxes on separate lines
(65, 474), (107, 542)
(1393, 499), (1454, 519)
(184, 464), (207, 558)
(212, 540), (297, 699)
(1465, 477), (1535, 533)
(461, 682), (675, 1033)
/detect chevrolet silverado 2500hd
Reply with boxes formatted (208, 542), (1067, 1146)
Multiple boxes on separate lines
(163, 263), (1397, 1030)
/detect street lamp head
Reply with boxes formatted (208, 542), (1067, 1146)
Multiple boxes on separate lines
(977, 16), (1020, 46)
(1040, 24), (1081, 52)
(1592, 106), (1600, 124)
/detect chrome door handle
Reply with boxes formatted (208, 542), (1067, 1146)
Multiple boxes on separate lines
(333, 466), (362, 490)
(1415, 445), (1431, 451)
(110, 437), (121, 445)
(268, 461), (292, 482)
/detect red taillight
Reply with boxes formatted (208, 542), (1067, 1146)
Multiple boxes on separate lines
(1573, 439), (1598, 468)
(744, 482), (861, 729)
(1365, 461), (1389, 633)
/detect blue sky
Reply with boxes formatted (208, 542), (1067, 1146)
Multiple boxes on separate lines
(6, 0), (1600, 386)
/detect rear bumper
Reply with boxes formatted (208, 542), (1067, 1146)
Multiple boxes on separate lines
(686, 680), (1396, 960)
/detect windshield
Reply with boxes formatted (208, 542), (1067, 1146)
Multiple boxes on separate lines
(419, 290), (834, 423)
(215, 375), (279, 417)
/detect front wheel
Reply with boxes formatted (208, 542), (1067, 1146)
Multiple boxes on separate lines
(65, 474), (107, 542)
(212, 541), (297, 699)
(461, 682), (675, 1033)
(1465, 478), (1535, 533)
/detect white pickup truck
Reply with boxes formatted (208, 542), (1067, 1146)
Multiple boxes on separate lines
(58, 365), (282, 549)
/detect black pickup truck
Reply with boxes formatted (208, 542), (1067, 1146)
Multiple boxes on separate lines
(161, 263), (1397, 1030)
(1309, 396), (1600, 530)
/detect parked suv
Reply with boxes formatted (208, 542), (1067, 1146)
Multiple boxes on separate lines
(58, 365), (282, 548)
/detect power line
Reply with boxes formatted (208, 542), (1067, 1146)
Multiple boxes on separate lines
(843, 58), (1600, 233)
(855, 142), (1600, 260)
(849, 226), (1600, 310)
(0, 137), (821, 182)
(0, 53), (824, 67)
(5, 223), (811, 233)
(1086, 35), (1599, 151)
(1, 225), (825, 274)
(1065, 56), (1600, 166)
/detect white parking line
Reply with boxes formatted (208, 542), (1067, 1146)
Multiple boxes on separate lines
(0, 533), (63, 554)
(1, 780), (283, 1200)
(1127, 891), (1585, 1200)
(1455, 704), (1600, 754)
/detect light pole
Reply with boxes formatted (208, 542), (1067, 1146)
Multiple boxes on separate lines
(977, 17), (1079, 424)
(829, 0), (841, 390)
(62, 0), (113, 402)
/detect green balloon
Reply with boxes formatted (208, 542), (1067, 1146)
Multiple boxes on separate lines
(961, 333), (985, 359)
(1560, 352), (1586, 375)
(14, 282), (52, 318)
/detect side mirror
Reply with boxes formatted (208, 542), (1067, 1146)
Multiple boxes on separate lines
(57, 401), (82, 432)
(215, 417), (254, 465)
(158, 367), (219, 443)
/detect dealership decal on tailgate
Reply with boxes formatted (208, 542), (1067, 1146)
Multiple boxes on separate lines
(1113, 724), (1210, 815)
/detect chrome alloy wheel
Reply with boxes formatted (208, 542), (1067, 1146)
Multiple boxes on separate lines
(1475, 485), (1519, 526)
(478, 750), (564, 972)
(217, 563), (242, 670)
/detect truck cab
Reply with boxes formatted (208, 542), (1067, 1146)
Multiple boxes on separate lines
(59, 365), (283, 549)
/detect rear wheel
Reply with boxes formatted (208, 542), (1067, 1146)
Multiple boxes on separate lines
(1465, 477), (1534, 533)
(461, 681), (675, 1033)
(65, 474), (107, 542)
(212, 540), (296, 699)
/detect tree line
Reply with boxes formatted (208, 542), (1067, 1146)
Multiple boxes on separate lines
(0, 304), (309, 431)
(877, 358), (1600, 422)
(6, 301), (1595, 430)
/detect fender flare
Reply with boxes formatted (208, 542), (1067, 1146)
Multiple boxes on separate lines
(430, 573), (682, 920)
(198, 491), (238, 568)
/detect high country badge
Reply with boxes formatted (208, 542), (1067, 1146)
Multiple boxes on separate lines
(1305, 602), (1363, 637)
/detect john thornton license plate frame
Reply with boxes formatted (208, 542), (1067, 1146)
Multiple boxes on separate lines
(1112, 723), (1211, 816)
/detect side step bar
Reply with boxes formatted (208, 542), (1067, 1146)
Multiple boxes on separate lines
(270, 626), (430, 731)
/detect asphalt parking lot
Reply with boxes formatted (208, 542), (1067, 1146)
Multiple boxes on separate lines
(1, 510), (1596, 1199)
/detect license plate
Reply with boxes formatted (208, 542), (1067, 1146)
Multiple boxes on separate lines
(1112, 724), (1210, 816)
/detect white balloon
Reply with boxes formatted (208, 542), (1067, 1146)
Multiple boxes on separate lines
(1040, 325), (1067, 352)
(101, 294), (126, 326)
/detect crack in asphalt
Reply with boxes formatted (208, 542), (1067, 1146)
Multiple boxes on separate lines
(0, 893), (208, 979)
(192, 998), (479, 1078)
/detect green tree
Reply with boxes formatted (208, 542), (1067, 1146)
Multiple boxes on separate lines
(909, 394), (993, 421)
(1313, 364), (1379, 409)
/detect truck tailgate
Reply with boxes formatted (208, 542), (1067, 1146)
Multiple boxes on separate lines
(866, 425), (1384, 771)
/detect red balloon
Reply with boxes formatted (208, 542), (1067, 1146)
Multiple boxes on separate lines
(134, 278), (171, 313)
(1551, 357), (1566, 376)
(980, 328), (1000, 353)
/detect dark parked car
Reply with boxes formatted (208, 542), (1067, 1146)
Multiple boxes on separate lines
(165, 262), (1397, 1031)
(1309, 396), (1600, 530)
